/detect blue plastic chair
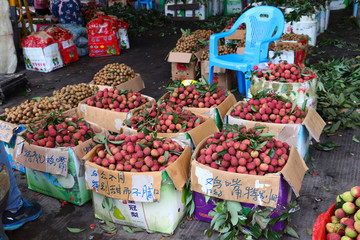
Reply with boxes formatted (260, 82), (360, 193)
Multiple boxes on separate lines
(136, 0), (157, 9)
(208, 6), (285, 96)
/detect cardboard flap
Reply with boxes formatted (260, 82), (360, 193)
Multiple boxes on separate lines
(303, 107), (326, 142)
(281, 146), (308, 196)
(0, 120), (17, 143)
(190, 160), (281, 207)
(200, 61), (226, 74)
(167, 52), (193, 63)
(90, 73), (145, 92)
(83, 144), (161, 202)
(61, 108), (77, 118)
(13, 137), (69, 176)
(217, 94), (237, 120)
(166, 145), (192, 192)
(188, 118), (218, 147)
(194, 47), (207, 61)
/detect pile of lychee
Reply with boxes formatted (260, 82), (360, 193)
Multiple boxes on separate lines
(165, 84), (227, 108)
(90, 133), (184, 172)
(195, 125), (290, 175)
(326, 187), (360, 240)
(126, 102), (205, 133)
(230, 94), (306, 124)
(22, 116), (94, 148)
(256, 62), (315, 83)
(86, 88), (149, 112)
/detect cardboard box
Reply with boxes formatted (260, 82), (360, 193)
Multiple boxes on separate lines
(89, 73), (145, 92)
(226, 105), (326, 160)
(0, 121), (26, 173)
(12, 122), (108, 205)
(191, 135), (308, 207)
(249, 75), (318, 110)
(123, 113), (219, 149)
(269, 42), (305, 65)
(200, 60), (237, 91)
(167, 48), (205, 81)
(84, 144), (192, 233)
(193, 177), (292, 232)
(23, 43), (64, 73)
(165, 0), (212, 20)
(77, 94), (155, 133)
(159, 92), (237, 130)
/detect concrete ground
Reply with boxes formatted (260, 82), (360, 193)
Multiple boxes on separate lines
(3, 7), (360, 240)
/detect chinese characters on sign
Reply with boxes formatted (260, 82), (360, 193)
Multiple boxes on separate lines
(86, 165), (161, 202)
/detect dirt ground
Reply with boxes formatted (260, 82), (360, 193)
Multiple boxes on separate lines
(3, 6), (360, 240)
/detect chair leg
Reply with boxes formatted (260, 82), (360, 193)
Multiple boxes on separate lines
(244, 71), (251, 99)
(208, 65), (214, 85)
(237, 71), (245, 95)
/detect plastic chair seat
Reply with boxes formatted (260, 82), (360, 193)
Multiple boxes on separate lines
(210, 52), (264, 71)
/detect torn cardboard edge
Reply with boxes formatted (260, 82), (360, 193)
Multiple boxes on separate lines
(159, 92), (237, 123)
(190, 133), (308, 207)
(0, 120), (19, 143)
(167, 47), (207, 63)
(12, 121), (108, 176)
(83, 144), (192, 202)
(223, 29), (246, 40)
(225, 101), (325, 144)
(77, 94), (155, 133)
(89, 73), (145, 92)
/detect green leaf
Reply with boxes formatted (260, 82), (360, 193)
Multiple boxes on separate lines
(330, 121), (341, 133)
(268, 148), (275, 158)
(322, 185), (330, 192)
(314, 141), (340, 151)
(204, 195), (211, 203)
(122, 226), (134, 233)
(306, 228), (313, 236)
(259, 133), (274, 139)
(66, 227), (86, 233)
(102, 196), (113, 211)
(100, 220), (117, 234)
(353, 135), (360, 143)
(216, 150), (228, 156)
(195, 117), (202, 124)
(285, 226), (299, 238)
(173, 113), (179, 124)
(250, 104), (257, 112)
(227, 201), (242, 226)
(164, 151), (169, 161)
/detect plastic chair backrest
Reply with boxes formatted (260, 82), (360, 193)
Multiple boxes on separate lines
(230, 6), (285, 62)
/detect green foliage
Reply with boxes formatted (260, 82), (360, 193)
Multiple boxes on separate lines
(310, 57), (360, 132)
(207, 199), (299, 240)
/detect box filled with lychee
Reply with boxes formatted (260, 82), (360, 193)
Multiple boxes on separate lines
(12, 115), (108, 205)
(89, 63), (145, 92)
(83, 133), (192, 234)
(159, 81), (237, 129)
(190, 124), (308, 208)
(226, 92), (326, 160)
(77, 88), (155, 133)
(122, 101), (219, 148)
(249, 62), (318, 110)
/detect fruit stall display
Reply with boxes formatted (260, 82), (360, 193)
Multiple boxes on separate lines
(313, 186), (360, 240)
(189, 125), (306, 238)
(161, 81), (237, 128)
(12, 114), (108, 205)
(226, 91), (326, 160)
(77, 88), (154, 133)
(83, 134), (192, 234)
(249, 62), (318, 109)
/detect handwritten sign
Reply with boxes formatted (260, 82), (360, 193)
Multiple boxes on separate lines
(85, 162), (162, 202)
(191, 161), (281, 207)
(0, 121), (16, 143)
(14, 138), (69, 176)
